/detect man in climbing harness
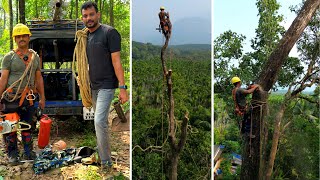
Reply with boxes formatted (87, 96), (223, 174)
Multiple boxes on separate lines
(158, 6), (172, 37)
(231, 77), (259, 136)
(0, 23), (45, 165)
(81, 1), (128, 173)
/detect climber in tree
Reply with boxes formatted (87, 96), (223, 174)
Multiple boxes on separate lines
(158, 6), (172, 37)
(231, 76), (260, 137)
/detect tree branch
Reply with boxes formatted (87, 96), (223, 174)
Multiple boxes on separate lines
(297, 94), (320, 105)
(177, 112), (189, 153)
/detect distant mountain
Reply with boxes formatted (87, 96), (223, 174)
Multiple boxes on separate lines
(170, 17), (211, 45)
(133, 17), (211, 45)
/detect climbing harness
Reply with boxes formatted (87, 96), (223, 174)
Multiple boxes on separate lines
(1, 49), (37, 106)
(232, 87), (247, 116)
(72, 28), (92, 107)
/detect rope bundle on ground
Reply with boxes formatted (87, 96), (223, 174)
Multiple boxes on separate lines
(72, 28), (92, 107)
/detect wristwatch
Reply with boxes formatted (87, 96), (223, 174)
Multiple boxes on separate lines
(119, 85), (127, 89)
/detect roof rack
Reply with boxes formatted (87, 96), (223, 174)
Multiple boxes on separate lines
(26, 19), (84, 30)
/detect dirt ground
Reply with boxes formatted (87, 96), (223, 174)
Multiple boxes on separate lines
(0, 111), (130, 180)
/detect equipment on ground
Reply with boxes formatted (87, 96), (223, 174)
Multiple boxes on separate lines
(0, 113), (31, 134)
(38, 114), (53, 149)
(111, 101), (130, 132)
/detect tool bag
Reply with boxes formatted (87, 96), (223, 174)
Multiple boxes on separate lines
(1, 98), (29, 113)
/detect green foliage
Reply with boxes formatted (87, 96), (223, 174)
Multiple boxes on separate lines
(113, 173), (128, 180)
(0, 166), (7, 177)
(272, 92), (319, 179)
(132, 42), (211, 179)
(132, 41), (211, 62)
(213, 31), (246, 93)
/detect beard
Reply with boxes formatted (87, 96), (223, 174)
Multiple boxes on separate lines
(86, 20), (98, 28)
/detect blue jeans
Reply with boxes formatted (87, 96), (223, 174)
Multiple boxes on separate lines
(92, 89), (115, 165)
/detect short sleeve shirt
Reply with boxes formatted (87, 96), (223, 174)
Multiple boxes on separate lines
(235, 88), (247, 108)
(1, 50), (40, 92)
(86, 24), (121, 90)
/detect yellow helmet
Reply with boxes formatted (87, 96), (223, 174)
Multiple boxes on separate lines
(231, 77), (241, 84)
(12, 23), (32, 37)
(160, 6), (165, 10)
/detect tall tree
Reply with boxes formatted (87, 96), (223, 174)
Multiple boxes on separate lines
(109, 0), (114, 26)
(240, 0), (320, 179)
(18, 0), (25, 24)
(265, 5), (319, 179)
(15, 0), (17, 23)
(35, 0), (38, 18)
(9, 0), (13, 49)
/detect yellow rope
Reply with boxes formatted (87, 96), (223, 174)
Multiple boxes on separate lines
(1, 50), (36, 101)
(72, 28), (92, 107)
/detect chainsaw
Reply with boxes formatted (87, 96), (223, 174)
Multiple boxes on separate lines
(0, 112), (31, 134)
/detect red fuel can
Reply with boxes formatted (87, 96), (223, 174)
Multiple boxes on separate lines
(38, 115), (52, 149)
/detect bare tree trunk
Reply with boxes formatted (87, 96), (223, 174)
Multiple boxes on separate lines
(169, 153), (179, 180)
(69, 0), (73, 19)
(76, 0), (78, 19)
(109, 0), (114, 26)
(101, 0), (104, 23)
(240, 1), (320, 179)
(35, 0), (39, 18)
(99, 0), (102, 15)
(15, 0), (18, 23)
(265, 102), (287, 180)
(18, 0), (25, 24)
(258, 0), (320, 91)
(160, 29), (188, 180)
(240, 90), (268, 180)
(2, 8), (6, 29)
(9, 0), (13, 50)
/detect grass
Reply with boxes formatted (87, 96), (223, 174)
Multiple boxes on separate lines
(77, 130), (97, 148)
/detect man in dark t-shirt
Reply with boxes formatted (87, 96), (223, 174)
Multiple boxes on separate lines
(81, 1), (128, 173)
(231, 77), (259, 134)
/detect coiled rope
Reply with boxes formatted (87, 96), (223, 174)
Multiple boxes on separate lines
(72, 28), (92, 107)
(1, 50), (36, 102)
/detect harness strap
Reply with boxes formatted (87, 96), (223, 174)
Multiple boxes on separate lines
(19, 88), (29, 106)
(232, 88), (246, 116)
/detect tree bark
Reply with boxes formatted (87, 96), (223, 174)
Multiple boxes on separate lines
(169, 153), (179, 180)
(76, 0), (78, 19)
(161, 28), (188, 180)
(240, 90), (268, 180)
(109, 0), (114, 26)
(241, 1), (320, 179)
(18, 0), (25, 24)
(69, 0), (73, 19)
(9, 0), (13, 50)
(35, 0), (39, 18)
(2, 8), (6, 29)
(15, 0), (18, 24)
(265, 102), (287, 180)
(258, 0), (320, 91)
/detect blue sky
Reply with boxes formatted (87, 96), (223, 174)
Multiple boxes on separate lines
(213, 0), (302, 57)
(132, 0), (211, 43)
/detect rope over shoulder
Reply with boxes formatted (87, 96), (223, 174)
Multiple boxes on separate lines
(72, 28), (92, 107)
(1, 49), (37, 102)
